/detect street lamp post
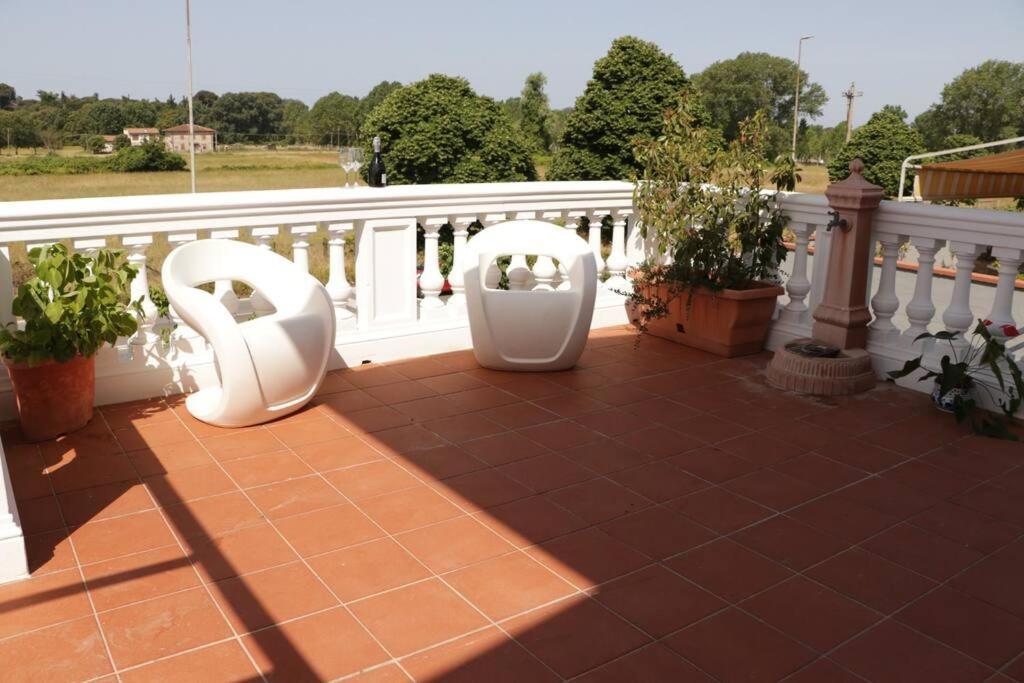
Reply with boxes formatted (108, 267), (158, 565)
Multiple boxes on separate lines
(185, 0), (197, 193)
(791, 35), (813, 161)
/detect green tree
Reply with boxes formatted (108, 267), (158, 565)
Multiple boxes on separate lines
(828, 105), (925, 196)
(0, 83), (16, 110)
(914, 60), (1024, 149)
(0, 110), (40, 152)
(693, 52), (827, 143)
(359, 74), (536, 185)
(281, 99), (312, 144)
(82, 134), (106, 154)
(209, 92), (283, 144)
(310, 92), (360, 145)
(801, 121), (846, 162)
(518, 72), (551, 152)
(358, 81), (402, 129)
(113, 133), (131, 151)
(548, 36), (689, 180)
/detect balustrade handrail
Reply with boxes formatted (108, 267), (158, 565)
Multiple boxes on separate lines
(874, 198), (1024, 247)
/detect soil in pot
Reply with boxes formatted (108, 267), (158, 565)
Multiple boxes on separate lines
(5, 354), (96, 442)
(634, 281), (784, 357)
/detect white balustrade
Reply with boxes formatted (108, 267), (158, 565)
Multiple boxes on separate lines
(587, 212), (606, 281)
(250, 227), (279, 314)
(903, 237), (942, 343)
(941, 241), (983, 347)
(209, 229), (241, 314)
(604, 211), (630, 293)
(121, 235), (157, 345)
(868, 233), (905, 341)
(446, 216), (473, 314)
(987, 247), (1023, 330)
(418, 217), (447, 317)
(778, 222), (814, 326)
(325, 222), (356, 320)
(290, 224), (316, 273)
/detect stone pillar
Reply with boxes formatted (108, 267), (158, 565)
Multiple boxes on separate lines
(811, 159), (884, 350)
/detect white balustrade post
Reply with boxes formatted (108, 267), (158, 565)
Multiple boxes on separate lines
(250, 227), (279, 314)
(209, 229), (240, 314)
(290, 224), (316, 273)
(446, 217), (472, 315)
(482, 214), (503, 289)
(986, 247), (1023, 330)
(587, 212), (607, 281)
(418, 217), (446, 317)
(868, 233), (906, 341)
(121, 235), (158, 345)
(0, 442), (28, 582)
(941, 241), (983, 348)
(778, 222), (814, 326)
(325, 222), (355, 321)
(165, 233), (198, 326)
(604, 210), (630, 293)
(903, 237), (942, 344)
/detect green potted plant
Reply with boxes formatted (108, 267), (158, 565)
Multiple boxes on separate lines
(0, 244), (140, 441)
(888, 319), (1023, 440)
(627, 94), (788, 357)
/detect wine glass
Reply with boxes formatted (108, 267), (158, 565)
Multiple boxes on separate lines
(339, 147), (353, 187)
(346, 147), (364, 186)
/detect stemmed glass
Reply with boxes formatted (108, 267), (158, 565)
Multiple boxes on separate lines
(340, 147), (364, 187)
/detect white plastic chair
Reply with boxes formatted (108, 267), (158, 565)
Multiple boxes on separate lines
(161, 239), (335, 427)
(464, 220), (597, 371)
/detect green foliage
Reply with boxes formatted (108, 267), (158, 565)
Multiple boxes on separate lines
(518, 73), (551, 153)
(108, 138), (186, 172)
(693, 51), (827, 144)
(0, 83), (16, 110)
(209, 92), (284, 144)
(0, 110), (42, 149)
(113, 133), (131, 151)
(0, 244), (140, 365)
(358, 81), (402, 125)
(913, 60), (1024, 150)
(770, 155), (801, 191)
(310, 92), (360, 145)
(280, 99), (312, 144)
(0, 156), (109, 175)
(800, 121), (846, 162)
(629, 94), (787, 325)
(828, 105), (925, 197)
(888, 320), (1023, 439)
(82, 134), (107, 154)
(359, 74), (536, 185)
(549, 36), (690, 181)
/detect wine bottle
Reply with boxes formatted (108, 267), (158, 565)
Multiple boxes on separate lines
(368, 136), (386, 187)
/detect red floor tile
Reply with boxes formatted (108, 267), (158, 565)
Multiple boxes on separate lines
(292, 435), (383, 472)
(0, 568), (92, 639)
(498, 452), (595, 493)
(600, 505), (716, 559)
(143, 462), (237, 504)
(446, 552), (575, 619)
(69, 509), (177, 564)
(220, 449), (313, 488)
(56, 480), (154, 526)
(404, 626), (559, 683)
(863, 523), (985, 582)
(423, 412), (506, 442)
(733, 514), (850, 571)
(609, 460), (708, 502)
(560, 437), (649, 474)
(723, 468), (820, 511)
(163, 491), (264, 540)
(528, 528), (652, 590)
(949, 541), (1024, 620)
(669, 445), (760, 483)
(908, 501), (1021, 555)
(742, 575), (880, 651)
(806, 547), (937, 614)
(789, 493), (900, 544)
(120, 641), (259, 683)
(186, 522), (299, 583)
(665, 608), (815, 683)
(245, 476), (345, 520)
(520, 420), (603, 451)
(574, 642), (713, 682)
(273, 503), (383, 557)
(666, 538), (792, 602)
(955, 484), (1024, 528)
(596, 564), (724, 637)
(308, 537), (430, 602)
(394, 444), (487, 480)
(831, 619), (991, 683)
(771, 451), (865, 491)
(0, 617), (113, 682)
(435, 468), (533, 511)
(461, 430), (550, 466)
(477, 495), (588, 548)
(359, 484), (464, 534)
(324, 460), (420, 501)
(24, 529), (75, 575)
(349, 579), (488, 656)
(716, 431), (803, 466)
(839, 476), (942, 519)
(505, 597), (651, 679)
(209, 562), (337, 633)
(397, 515), (514, 573)
(669, 485), (773, 533)
(545, 477), (651, 524)
(82, 544), (199, 611)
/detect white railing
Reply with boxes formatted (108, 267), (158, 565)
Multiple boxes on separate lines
(0, 182), (640, 416)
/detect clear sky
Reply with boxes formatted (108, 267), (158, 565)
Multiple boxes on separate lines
(2, 0), (1021, 126)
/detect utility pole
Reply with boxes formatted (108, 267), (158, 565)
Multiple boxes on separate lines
(791, 35), (813, 161)
(185, 0), (197, 192)
(842, 82), (863, 142)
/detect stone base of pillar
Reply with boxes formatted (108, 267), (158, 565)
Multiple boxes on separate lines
(767, 339), (876, 396)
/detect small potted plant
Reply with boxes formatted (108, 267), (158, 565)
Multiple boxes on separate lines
(888, 319), (1023, 439)
(627, 93), (788, 357)
(0, 244), (140, 441)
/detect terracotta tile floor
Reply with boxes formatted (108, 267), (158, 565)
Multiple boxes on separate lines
(2, 326), (1024, 682)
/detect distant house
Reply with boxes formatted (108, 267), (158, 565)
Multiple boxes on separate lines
(122, 128), (160, 146)
(101, 135), (117, 154)
(162, 124), (217, 153)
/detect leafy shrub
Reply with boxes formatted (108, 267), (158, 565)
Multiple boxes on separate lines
(828, 105), (925, 197)
(83, 134), (107, 154)
(0, 156), (109, 176)
(0, 244), (139, 365)
(113, 133), (131, 150)
(109, 138), (187, 172)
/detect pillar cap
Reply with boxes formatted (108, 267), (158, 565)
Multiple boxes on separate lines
(825, 158), (884, 210)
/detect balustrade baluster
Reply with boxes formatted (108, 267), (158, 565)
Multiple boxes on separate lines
(941, 241), (983, 348)
(446, 216), (473, 314)
(209, 229), (241, 314)
(587, 212), (607, 282)
(986, 247), (1023, 330)
(250, 227), (279, 314)
(325, 222), (356, 320)
(903, 237), (942, 343)
(481, 214), (503, 289)
(120, 235), (158, 345)
(290, 224), (316, 273)
(604, 211), (630, 292)
(778, 222), (814, 326)
(868, 233), (906, 341)
(418, 217), (446, 316)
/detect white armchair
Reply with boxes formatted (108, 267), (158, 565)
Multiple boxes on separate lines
(161, 239), (335, 427)
(464, 220), (596, 371)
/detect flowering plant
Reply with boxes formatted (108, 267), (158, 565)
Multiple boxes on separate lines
(888, 319), (1023, 439)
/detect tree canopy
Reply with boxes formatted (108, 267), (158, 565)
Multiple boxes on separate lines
(693, 52), (827, 145)
(502, 73), (551, 153)
(310, 92), (360, 146)
(913, 60), (1024, 150)
(829, 105), (925, 196)
(548, 36), (689, 180)
(359, 74), (536, 185)
(209, 92), (284, 144)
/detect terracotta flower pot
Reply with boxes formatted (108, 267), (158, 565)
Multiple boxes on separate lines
(634, 282), (784, 357)
(4, 354), (95, 442)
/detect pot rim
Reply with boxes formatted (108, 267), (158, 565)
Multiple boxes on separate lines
(3, 353), (95, 371)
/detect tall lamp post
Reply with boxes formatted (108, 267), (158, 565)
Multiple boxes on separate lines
(791, 34), (813, 161)
(185, 0), (197, 193)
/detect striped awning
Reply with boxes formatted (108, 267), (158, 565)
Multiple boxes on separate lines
(916, 148), (1024, 200)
